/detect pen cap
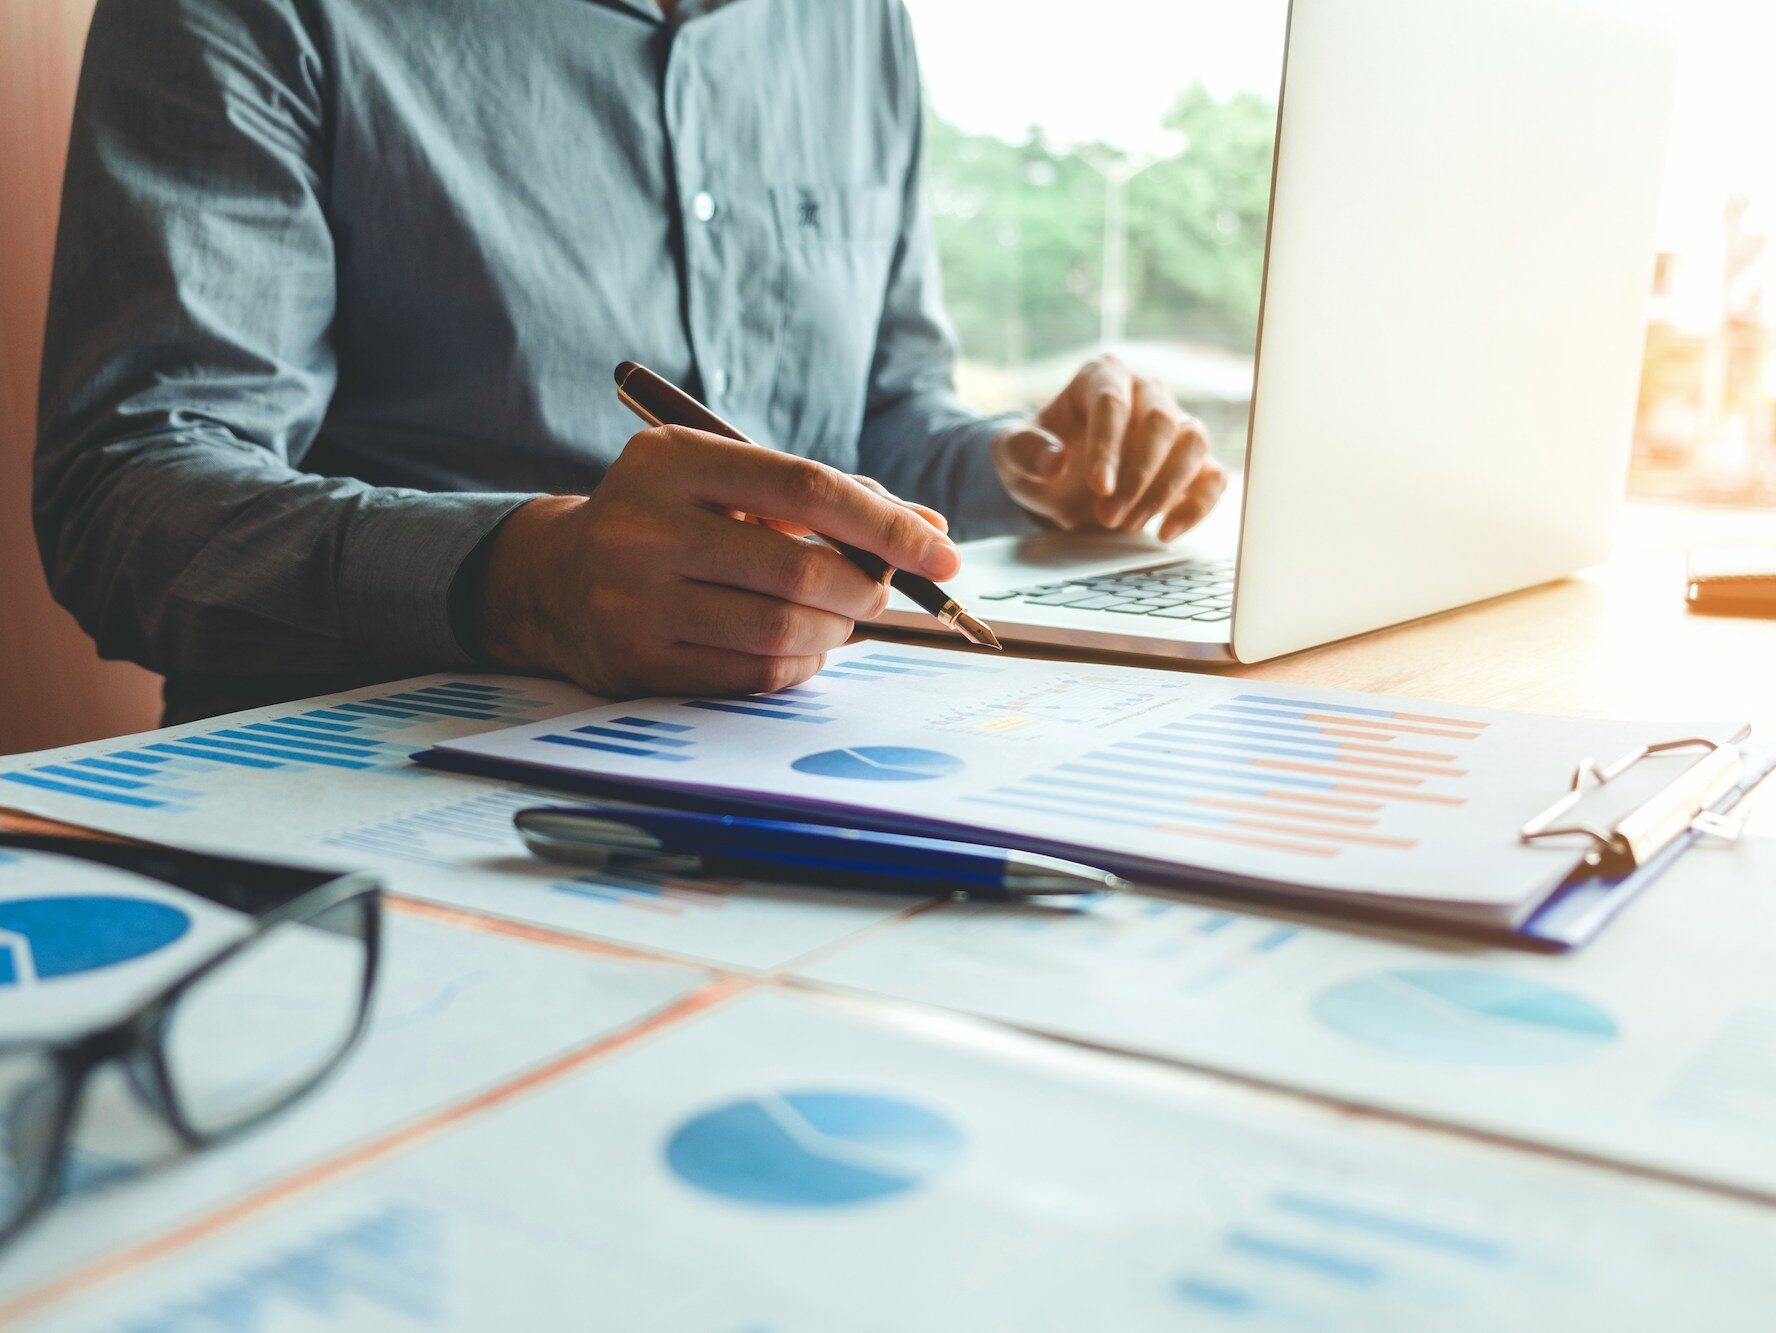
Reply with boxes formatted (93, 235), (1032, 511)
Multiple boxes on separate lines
(615, 361), (746, 442)
(514, 808), (703, 874)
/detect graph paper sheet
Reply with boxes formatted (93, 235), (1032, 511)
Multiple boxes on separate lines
(427, 643), (1744, 925)
(0, 675), (918, 972)
(800, 833), (1776, 1198)
(0, 907), (706, 1298)
(26, 990), (1776, 1333)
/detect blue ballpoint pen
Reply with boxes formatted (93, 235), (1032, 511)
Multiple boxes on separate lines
(513, 804), (1121, 900)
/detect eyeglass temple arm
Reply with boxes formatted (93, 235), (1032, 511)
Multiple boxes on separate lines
(0, 833), (355, 916)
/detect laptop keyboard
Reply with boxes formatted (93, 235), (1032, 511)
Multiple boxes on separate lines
(976, 557), (1236, 622)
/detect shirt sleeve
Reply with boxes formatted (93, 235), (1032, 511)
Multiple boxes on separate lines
(853, 3), (1039, 543)
(34, 0), (537, 685)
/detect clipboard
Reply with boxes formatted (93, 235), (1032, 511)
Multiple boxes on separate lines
(418, 735), (1771, 953)
(1518, 739), (1774, 951)
(413, 639), (1770, 952)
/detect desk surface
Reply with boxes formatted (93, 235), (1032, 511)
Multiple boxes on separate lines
(4, 498), (1772, 834)
(2, 499), (1772, 1324)
(1222, 501), (1775, 736)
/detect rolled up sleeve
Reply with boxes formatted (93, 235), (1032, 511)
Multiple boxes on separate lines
(34, 0), (536, 684)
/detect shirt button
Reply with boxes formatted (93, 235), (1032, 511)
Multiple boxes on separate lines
(709, 367), (729, 397)
(690, 191), (717, 223)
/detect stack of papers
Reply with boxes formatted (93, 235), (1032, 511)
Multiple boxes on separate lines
(0, 675), (911, 973)
(425, 643), (1747, 931)
(20, 990), (1776, 1331)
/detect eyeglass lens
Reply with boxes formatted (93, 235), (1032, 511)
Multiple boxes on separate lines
(0, 1050), (66, 1234)
(160, 896), (373, 1139)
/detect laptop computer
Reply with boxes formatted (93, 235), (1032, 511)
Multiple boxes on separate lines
(877, 0), (1678, 665)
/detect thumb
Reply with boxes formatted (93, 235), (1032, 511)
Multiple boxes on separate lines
(992, 425), (1067, 485)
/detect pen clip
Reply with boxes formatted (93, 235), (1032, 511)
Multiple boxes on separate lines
(514, 807), (703, 874)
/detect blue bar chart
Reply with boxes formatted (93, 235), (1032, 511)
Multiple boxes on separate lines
(965, 691), (1488, 861)
(523, 681), (855, 759)
(513, 654), (1000, 764)
(322, 785), (730, 917)
(0, 681), (553, 814)
(536, 716), (700, 761)
(522, 666), (969, 758)
(841, 892), (1310, 1000)
(680, 684), (834, 725)
(1173, 1185), (1512, 1322)
(814, 651), (1003, 684)
(120, 1203), (442, 1331)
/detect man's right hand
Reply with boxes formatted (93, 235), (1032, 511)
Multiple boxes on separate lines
(470, 427), (960, 698)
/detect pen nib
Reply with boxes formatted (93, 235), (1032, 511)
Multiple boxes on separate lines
(952, 610), (1003, 651)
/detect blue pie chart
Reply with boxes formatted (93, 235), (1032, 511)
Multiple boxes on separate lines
(0, 895), (191, 986)
(665, 1089), (965, 1207)
(790, 747), (964, 783)
(1312, 968), (1618, 1067)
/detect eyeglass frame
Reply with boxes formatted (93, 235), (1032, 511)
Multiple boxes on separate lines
(0, 833), (383, 1250)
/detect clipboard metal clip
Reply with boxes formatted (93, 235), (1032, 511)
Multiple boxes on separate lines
(1519, 738), (1746, 874)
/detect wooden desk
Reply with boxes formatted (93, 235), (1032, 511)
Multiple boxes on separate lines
(5, 498), (1771, 841)
(1228, 501), (1775, 738)
(1223, 500), (1774, 839)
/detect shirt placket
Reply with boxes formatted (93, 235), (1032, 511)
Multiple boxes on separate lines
(661, 13), (795, 453)
(661, 24), (729, 412)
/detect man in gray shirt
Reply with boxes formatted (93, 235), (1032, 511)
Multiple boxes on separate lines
(37, 0), (1226, 721)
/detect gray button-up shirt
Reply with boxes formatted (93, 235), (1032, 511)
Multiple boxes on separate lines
(37, 0), (1030, 719)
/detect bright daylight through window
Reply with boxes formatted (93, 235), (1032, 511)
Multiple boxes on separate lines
(905, 0), (1776, 505)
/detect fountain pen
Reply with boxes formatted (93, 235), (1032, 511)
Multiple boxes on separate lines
(614, 360), (1001, 649)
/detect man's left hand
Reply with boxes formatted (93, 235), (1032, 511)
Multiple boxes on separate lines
(991, 353), (1228, 542)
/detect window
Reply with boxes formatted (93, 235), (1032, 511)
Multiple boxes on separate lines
(907, 0), (1285, 466)
(907, 0), (1776, 505)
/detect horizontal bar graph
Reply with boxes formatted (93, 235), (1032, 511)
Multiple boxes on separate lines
(539, 716), (697, 761)
(682, 700), (832, 724)
(0, 680), (553, 814)
(549, 865), (734, 914)
(124, 1203), (443, 1330)
(320, 785), (728, 916)
(520, 681), (863, 761)
(1224, 1230), (1384, 1285)
(966, 691), (1488, 861)
(986, 895), (1312, 1000)
(1270, 1191), (1507, 1262)
(816, 651), (1003, 684)
(1214, 703), (1486, 741)
(1172, 1183), (1512, 1321)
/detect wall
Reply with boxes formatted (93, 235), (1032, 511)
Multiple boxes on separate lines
(0, 0), (163, 756)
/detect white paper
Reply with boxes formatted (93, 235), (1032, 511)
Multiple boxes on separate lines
(0, 849), (254, 1043)
(20, 991), (1774, 1332)
(800, 832), (1776, 1197)
(434, 643), (1740, 919)
(0, 674), (920, 971)
(0, 906), (707, 1297)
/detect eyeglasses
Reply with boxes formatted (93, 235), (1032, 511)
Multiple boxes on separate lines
(0, 835), (381, 1250)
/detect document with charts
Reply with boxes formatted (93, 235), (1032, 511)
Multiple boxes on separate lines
(798, 835), (1776, 1198)
(23, 991), (1776, 1332)
(426, 643), (1747, 927)
(0, 674), (916, 972)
